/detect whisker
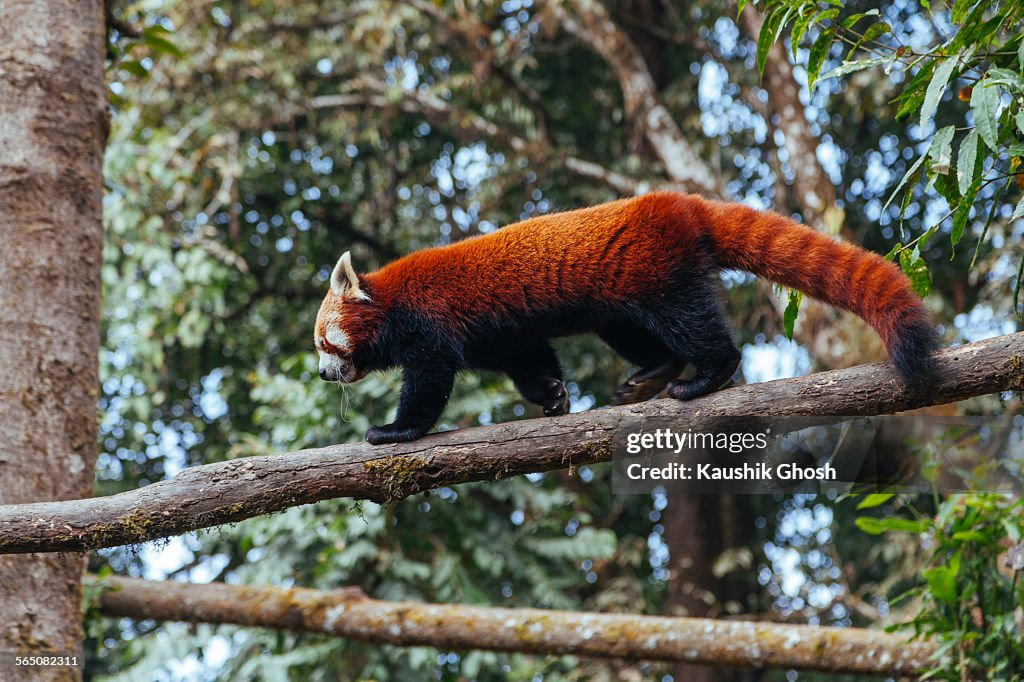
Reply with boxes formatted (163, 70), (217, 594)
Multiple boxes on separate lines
(337, 381), (352, 423)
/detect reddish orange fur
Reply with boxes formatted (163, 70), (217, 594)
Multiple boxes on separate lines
(325, 192), (927, 354)
(316, 192), (937, 444)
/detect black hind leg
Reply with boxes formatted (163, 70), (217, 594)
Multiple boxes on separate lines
(638, 283), (742, 401)
(481, 341), (569, 416)
(599, 324), (686, 405)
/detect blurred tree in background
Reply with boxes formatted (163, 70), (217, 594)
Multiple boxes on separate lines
(90, 0), (1021, 680)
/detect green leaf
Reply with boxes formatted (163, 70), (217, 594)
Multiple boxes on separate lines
(948, 2), (988, 53)
(857, 493), (895, 510)
(932, 167), (960, 207)
(849, 22), (891, 55)
(951, 0), (978, 24)
(951, 530), (986, 542)
(756, 17), (774, 79)
(920, 57), (958, 129)
(1002, 517), (1022, 543)
(855, 516), (928, 535)
(855, 516), (886, 535)
(120, 60), (149, 78)
(924, 565), (958, 604)
(783, 289), (802, 340)
(1013, 196), (1024, 220)
(928, 125), (955, 175)
(818, 58), (886, 83)
(809, 7), (840, 26)
(951, 171), (982, 248)
(882, 153), (926, 214)
(757, 7), (790, 79)
(807, 27), (834, 91)
(107, 91), (127, 110)
(901, 179), (917, 222)
(841, 11), (877, 29)
(971, 76), (1001, 151)
(1015, 250), (1024, 320)
(737, 0), (749, 18)
(142, 24), (172, 36)
(1019, 37), (1024, 67)
(895, 59), (936, 120)
(918, 224), (938, 249)
(1016, 111), (1024, 135)
(986, 67), (1024, 93)
(950, 190), (975, 248)
(791, 10), (815, 57)
(144, 33), (183, 58)
(146, 35), (184, 58)
(900, 249), (931, 297)
(879, 517), (929, 533)
(840, 13), (861, 29)
(957, 129), (978, 195)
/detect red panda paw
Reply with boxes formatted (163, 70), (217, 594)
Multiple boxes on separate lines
(366, 424), (428, 445)
(542, 378), (569, 417)
(611, 362), (687, 406)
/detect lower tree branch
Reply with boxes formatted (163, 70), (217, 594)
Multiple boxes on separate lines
(92, 575), (937, 674)
(1, 332), (1022, 554)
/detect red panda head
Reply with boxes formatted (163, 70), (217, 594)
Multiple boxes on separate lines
(314, 251), (378, 383)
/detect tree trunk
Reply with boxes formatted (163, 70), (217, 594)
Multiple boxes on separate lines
(0, 1), (106, 679)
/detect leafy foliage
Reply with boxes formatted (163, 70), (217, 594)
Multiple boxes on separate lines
(753, 0), (1024, 314)
(89, 0), (1022, 679)
(857, 494), (1024, 679)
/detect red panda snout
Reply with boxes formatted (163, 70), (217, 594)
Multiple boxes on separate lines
(314, 316), (365, 383)
(317, 354), (364, 383)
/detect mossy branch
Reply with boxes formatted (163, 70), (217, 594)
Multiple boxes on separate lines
(92, 575), (937, 674)
(1, 332), (1023, 554)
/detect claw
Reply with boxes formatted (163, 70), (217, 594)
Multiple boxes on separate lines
(543, 378), (569, 416)
(611, 362), (686, 405)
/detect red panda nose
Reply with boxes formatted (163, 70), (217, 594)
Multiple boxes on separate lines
(319, 367), (333, 381)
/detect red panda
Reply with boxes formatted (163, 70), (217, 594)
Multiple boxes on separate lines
(314, 192), (937, 445)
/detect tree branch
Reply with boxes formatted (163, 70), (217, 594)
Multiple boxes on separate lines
(2, 332), (1023, 554)
(92, 575), (937, 675)
(551, 0), (725, 196)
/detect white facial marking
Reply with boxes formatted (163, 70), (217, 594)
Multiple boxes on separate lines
(318, 350), (343, 376)
(325, 325), (350, 351)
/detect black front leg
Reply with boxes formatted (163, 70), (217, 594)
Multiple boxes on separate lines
(366, 362), (456, 445)
(484, 341), (568, 417)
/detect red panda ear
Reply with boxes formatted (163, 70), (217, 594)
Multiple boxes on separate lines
(330, 251), (370, 301)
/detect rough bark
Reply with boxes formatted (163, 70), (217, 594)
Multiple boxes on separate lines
(92, 576), (937, 675)
(0, 334), (1021, 555)
(0, 0), (106, 678)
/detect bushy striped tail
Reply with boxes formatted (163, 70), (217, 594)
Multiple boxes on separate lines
(703, 199), (938, 379)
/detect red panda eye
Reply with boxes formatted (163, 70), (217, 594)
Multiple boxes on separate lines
(320, 337), (347, 356)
